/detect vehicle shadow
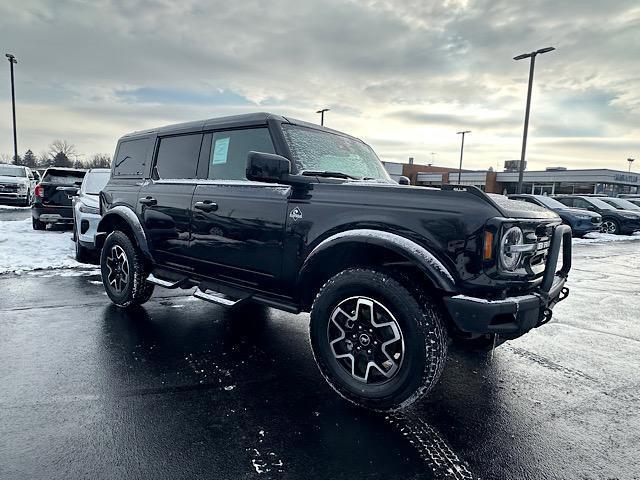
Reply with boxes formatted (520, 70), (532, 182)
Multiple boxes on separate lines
(94, 302), (522, 479)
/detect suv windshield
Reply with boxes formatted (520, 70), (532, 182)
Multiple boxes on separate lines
(534, 196), (567, 209)
(600, 197), (640, 211)
(282, 125), (391, 182)
(587, 197), (616, 210)
(82, 170), (111, 195)
(0, 165), (26, 177)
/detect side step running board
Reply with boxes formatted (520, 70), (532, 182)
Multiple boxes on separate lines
(193, 287), (251, 308)
(147, 273), (188, 289)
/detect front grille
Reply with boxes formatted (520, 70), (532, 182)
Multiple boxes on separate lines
(0, 183), (19, 193)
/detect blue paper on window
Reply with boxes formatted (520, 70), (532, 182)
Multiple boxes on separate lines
(212, 137), (230, 165)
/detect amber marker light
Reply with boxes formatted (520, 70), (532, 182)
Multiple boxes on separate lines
(484, 231), (494, 260)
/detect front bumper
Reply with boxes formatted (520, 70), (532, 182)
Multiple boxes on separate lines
(0, 192), (28, 204)
(444, 224), (572, 339)
(75, 209), (101, 247)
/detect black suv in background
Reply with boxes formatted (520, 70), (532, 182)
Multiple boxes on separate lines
(509, 194), (601, 237)
(96, 113), (572, 410)
(32, 167), (86, 230)
(553, 195), (640, 235)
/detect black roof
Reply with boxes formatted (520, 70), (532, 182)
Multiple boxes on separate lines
(121, 112), (362, 142)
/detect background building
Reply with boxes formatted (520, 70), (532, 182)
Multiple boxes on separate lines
(382, 162), (640, 196)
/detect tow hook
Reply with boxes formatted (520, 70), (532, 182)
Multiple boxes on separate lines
(539, 307), (553, 326)
(559, 287), (570, 302)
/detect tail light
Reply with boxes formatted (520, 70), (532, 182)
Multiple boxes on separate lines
(35, 184), (43, 198)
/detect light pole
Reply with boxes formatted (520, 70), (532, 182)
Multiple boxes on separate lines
(628, 158), (635, 172)
(316, 108), (329, 126)
(513, 46), (555, 193)
(456, 130), (470, 183)
(5, 53), (18, 164)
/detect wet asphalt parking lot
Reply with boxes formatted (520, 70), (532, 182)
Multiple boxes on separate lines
(1, 208), (639, 480)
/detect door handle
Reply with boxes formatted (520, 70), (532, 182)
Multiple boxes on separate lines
(194, 201), (218, 213)
(139, 196), (157, 206)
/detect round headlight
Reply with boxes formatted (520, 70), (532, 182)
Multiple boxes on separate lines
(500, 227), (524, 271)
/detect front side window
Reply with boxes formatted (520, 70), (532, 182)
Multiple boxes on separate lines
(282, 125), (391, 182)
(155, 134), (203, 179)
(207, 128), (275, 180)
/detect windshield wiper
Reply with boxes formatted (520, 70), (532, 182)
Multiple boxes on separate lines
(300, 170), (361, 180)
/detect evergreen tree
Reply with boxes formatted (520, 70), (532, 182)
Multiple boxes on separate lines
(23, 149), (37, 168)
(52, 151), (73, 167)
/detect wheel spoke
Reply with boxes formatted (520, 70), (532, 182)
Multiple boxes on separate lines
(328, 296), (404, 385)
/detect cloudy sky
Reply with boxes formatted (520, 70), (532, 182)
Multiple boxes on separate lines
(0, 0), (638, 171)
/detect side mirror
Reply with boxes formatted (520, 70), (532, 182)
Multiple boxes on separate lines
(398, 176), (410, 185)
(246, 151), (291, 183)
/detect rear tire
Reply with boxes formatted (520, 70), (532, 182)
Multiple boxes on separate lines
(310, 268), (448, 411)
(601, 219), (620, 235)
(75, 238), (92, 263)
(100, 230), (154, 308)
(32, 217), (45, 230)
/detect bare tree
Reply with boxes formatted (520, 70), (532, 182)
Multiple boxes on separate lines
(0, 153), (11, 164)
(48, 139), (78, 160)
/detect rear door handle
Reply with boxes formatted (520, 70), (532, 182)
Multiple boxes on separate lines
(139, 196), (157, 206)
(194, 201), (218, 213)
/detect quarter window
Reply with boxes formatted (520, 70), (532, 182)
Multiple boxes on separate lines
(113, 138), (152, 177)
(154, 134), (203, 179)
(207, 128), (275, 180)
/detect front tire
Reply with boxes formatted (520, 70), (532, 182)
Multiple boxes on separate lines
(75, 238), (92, 263)
(310, 268), (448, 411)
(100, 230), (154, 308)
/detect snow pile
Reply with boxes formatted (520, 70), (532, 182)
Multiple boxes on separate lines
(0, 218), (87, 274)
(0, 205), (30, 211)
(574, 232), (640, 245)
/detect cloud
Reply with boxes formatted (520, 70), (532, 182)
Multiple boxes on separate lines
(0, 0), (638, 172)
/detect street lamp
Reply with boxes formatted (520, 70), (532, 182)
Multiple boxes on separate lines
(628, 158), (635, 172)
(5, 53), (18, 164)
(456, 130), (470, 183)
(316, 108), (329, 126)
(513, 46), (555, 193)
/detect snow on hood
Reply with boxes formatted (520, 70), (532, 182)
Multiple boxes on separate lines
(0, 175), (29, 185)
(488, 194), (560, 220)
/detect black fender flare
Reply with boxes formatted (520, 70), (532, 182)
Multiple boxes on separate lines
(95, 206), (154, 261)
(299, 229), (457, 293)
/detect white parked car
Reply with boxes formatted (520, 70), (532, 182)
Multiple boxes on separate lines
(72, 168), (110, 262)
(0, 164), (38, 206)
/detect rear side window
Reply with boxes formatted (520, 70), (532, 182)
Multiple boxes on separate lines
(154, 134), (203, 179)
(42, 170), (85, 185)
(207, 128), (275, 180)
(113, 138), (151, 177)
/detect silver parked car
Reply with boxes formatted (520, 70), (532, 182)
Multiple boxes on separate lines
(73, 168), (110, 262)
(0, 164), (38, 206)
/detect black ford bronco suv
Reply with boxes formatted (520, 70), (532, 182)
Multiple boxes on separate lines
(96, 113), (572, 410)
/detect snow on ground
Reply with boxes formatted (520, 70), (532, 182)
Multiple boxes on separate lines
(573, 231), (640, 245)
(0, 205), (30, 211)
(0, 218), (91, 274)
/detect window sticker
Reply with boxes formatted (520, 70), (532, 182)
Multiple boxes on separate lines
(212, 137), (230, 165)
